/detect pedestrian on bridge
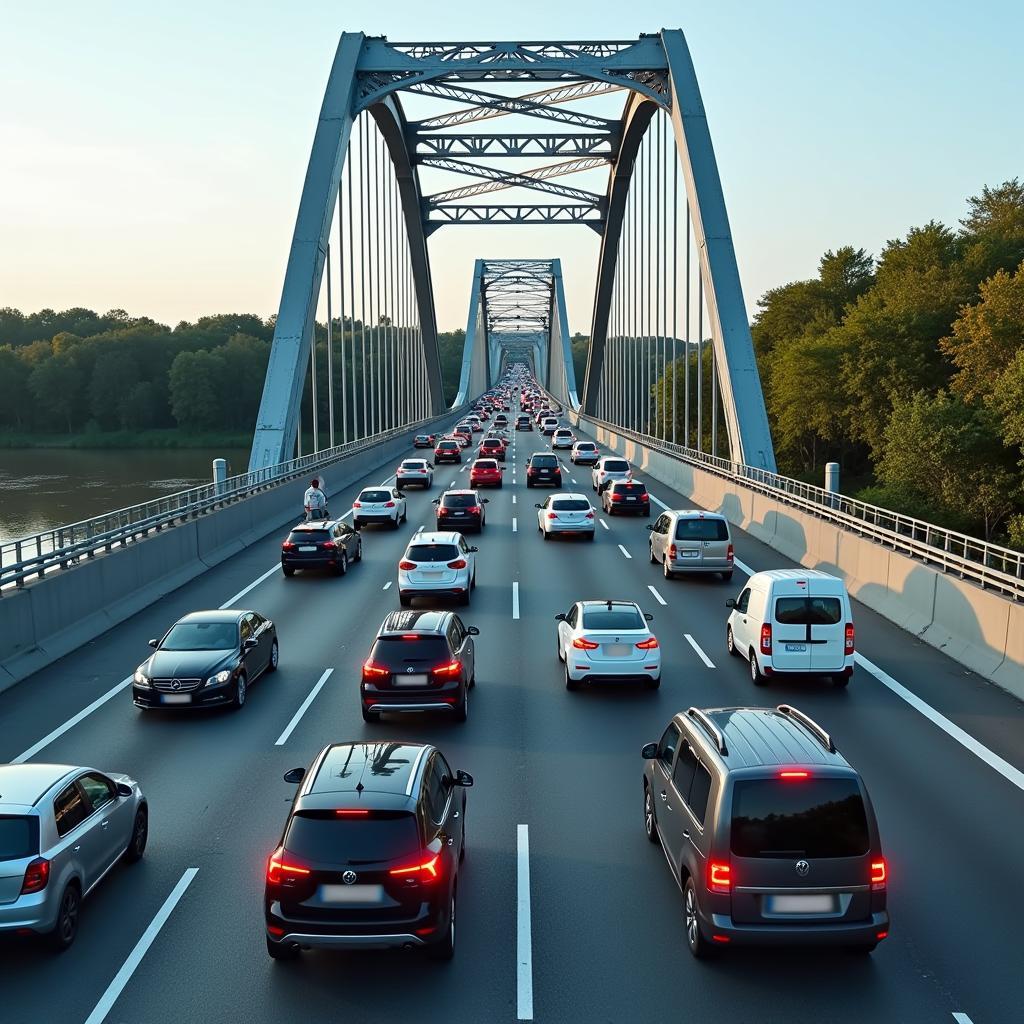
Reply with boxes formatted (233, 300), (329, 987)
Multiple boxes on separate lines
(304, 478), (328, 521)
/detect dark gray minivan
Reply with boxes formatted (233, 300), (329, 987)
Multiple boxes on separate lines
(641, 705), (888, 957)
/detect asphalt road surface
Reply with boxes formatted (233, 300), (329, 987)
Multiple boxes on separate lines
(2, 421), (1021, 1024)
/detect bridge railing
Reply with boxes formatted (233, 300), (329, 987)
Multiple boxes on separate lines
(573, 411), (1024, 601)
(0, 416), (454, 592)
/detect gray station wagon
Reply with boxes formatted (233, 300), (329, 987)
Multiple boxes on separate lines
(648, 509), (734, 581)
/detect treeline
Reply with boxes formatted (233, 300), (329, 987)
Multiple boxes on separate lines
(0, 310), (468, 439)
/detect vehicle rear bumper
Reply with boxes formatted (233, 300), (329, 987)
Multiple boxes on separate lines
(669, 561), (733, 574)
(278, 931), (427, 950)
(545, 523), (595, 534)
(567, 660), (660, 682)
(281, 555), (340, 570)
(705, 910), (889, 946)
(356, 514), (396, 523)
(0, 890), (58, 933)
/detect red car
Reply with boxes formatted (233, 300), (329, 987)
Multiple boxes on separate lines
(450, 431), (472, 447)
(434, 440), (462, 464)
(479, 439), (506, 462)
(469, 458), (503, 488)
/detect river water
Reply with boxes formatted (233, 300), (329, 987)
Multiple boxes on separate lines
(0, 448), (250, 544)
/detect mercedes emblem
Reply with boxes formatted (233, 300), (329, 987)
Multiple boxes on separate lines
(342, 870), (358, 885)
(795, 859), (810, 877)
(406, 667), (414, 674)
(171, 679), (181, 691)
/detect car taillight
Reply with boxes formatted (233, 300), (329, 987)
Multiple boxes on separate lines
(432, 660), (462, 678)
(845, 622), (855, 654)
(467, 506), (481, 514)
(384, 501), (396, 508)
(335, 809), (369, 817)
(399, 560), (417, 570)
(611, 493), (623, 501)
(585, 511), (594, 519)
(760, 623), (772, 655)
(447, 559), (467, 569)
(321, 540), (336, 550)
(21, 857), (50, 895)
(527, 467), (536, 474)
(389, 853), (442, 883)
(668, 544), (677, 558)
(635, 637), (659, 650)
(267, 847), (310, 885)
(871, 857), (887, 890)
(282, 541), (296, 551)
(362, 659), (389, 678)
(779, 770), (809, 779)
(547, 512), (558, 519)
(708, 861), (731, 893)
(727, 543), (734, 561)
(438, 507), (449, 516)
(572, 637), (600, 650)
(353, 501), (362, 508)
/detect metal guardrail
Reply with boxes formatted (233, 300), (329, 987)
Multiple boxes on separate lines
(1, 412), (461, 592)
(577, 414), (1024, 601)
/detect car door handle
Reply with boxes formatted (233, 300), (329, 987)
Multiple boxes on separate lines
(446, 837), (454, 846)
(101, 820), (110, 829)
(682, 830), (690, 840)
(452, 811), (459, 819)
(73, 845), (81, 852)
(659, 791), (668, 802)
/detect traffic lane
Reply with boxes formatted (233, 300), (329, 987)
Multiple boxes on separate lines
(85, 459), (525, 1023)
(0, 438), (464, 762)
(541, 493), (1024, 1023)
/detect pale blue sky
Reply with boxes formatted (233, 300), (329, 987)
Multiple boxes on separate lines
(2, 1), (1021, 334)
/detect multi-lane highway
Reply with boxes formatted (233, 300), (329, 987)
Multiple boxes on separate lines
(2, 414), (1023, 1024)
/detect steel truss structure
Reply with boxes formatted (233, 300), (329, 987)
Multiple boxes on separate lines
(249, 31), (775, 472)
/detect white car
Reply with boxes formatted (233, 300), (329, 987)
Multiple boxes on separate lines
(551, 428), (575, 449)
(353, 486), (407, 529)
(536, 492), (596, 540)
(395, 458), (433, 490)
(555, 599), (661, 690)
(592, 456), (632, 493)
(398, 531), (477, 607)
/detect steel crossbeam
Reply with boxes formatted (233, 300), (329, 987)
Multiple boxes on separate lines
(423, 204), (603, 234)
(423, 156), (607, 205)
(411, 132), (616, 159)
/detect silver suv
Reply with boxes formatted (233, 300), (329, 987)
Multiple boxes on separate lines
(0, 763), (148, 950)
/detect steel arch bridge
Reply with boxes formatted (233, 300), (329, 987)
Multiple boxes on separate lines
(249, 32), (776, 473)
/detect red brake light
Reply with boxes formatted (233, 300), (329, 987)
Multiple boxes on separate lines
(353, 501), (362, 508)
(384, 501), (396, 508)
(282, 541), (297, 551)
(401, 634), (420, 640)
(727, 543), (734, 561)
(668, 544), (677, 558)
(432, 659), (462, 678)
(572, 637), (600, 650)
(362, 659), (389, 677)
(335, 809), (369, 817)
(547, 512), (558, 519)
(21, 857), (50, 895)
(611, 493), (623, 501)
(845, 622), (855, 654)
(321, 540), (336, 550)
(267, 847), (311, 884)
(389, 853), (442, 883)
(447, 558), (467, 569)
(399, 559), (417, 570)
(708, 861), (731, 893)
(760, 623), (773, 655)
(871, 858), (887, 889)
(585, 511), (594, 519)
(779, 770), (809, 779)
(635, 636), (659, 650)
(467, 506), (481, 514)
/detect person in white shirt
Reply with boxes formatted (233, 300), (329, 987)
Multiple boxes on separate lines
(303, 478), (327, 520)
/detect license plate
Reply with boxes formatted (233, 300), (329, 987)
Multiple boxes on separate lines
(422, 571), (444, 579)
(679, 549), (699, 558)
(299, 545), (317, 552)
(603, 644), (630, 657)
(320, 884), (384, 905)
(161, 694), (192, 705)
(625, 496), (636, 501)
(785, 643), (808, 652)
(767, 894), (836, 914)
(395, 673), (429, 686)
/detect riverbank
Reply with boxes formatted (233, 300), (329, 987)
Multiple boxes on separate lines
(0, 429), (252, 450)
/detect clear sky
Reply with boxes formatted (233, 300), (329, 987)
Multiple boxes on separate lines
(2, 1), (1022, 335)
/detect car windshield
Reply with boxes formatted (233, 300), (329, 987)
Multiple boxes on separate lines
(675, 518), (729, 540)
(0, 816), (38, 861)
(730, 778), (870, 858)
(531, 456), (557, 467)
(775, 597), (843, 625)
(162, 620), (238, 651)
(581, 607), (645, 630)
(552, 499), (590, 511)
(285, 812), (421, 863)
(603, 460), (629, 471)
(406, 543), (460, 562)
(441, 494), (477, 508)
(360, 490), (391, 502)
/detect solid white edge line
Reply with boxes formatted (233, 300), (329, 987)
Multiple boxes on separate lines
(512, 581), (520, 620)
(685, 633), (716, 669)
(647, 585), (667, 606)
(221, 562), (280, 608)
(517, 823), (534, 1021)
(599, 518), (609, 530)
(275, 668), (334, 746)
(617, 544), (632, 559)
(512, 518), (518, 533)
(83, 867), (199, 1024)
(733, 556), (755, 577)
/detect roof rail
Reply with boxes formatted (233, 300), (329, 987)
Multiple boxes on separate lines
(776, 704), (836, 753)
(685, 707), (728, 756)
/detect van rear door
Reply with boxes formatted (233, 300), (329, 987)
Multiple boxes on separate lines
(807, 581), (846, 671)
(769, 580), (812, 670)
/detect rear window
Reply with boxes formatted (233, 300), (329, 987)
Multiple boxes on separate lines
(603, 460), (629, 471)
(0, 816), (38, 861)
(475, 460), (498, 469)
(531, 455), (558, 467)
(730, 778), (870, 859)
(675, 517), (729, 541)
(775, 597), (843, 625)
(406, 543), (460, 562)
(611, 483), (646, 495)
(401, 461), (426, 470)
(360, 490), (391, 502)
(288, 530), (329, 542)
(575, 442), (597, 450)
(440, 494), (477, 508)
(285, 812), (421, 863)
(552, 499), (590, 511)
(581, 607), (645, 630)
(438, 441), (459, 448)
(372, 635), (448, 662)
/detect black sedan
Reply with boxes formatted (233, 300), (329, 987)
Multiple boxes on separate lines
(132, 609), (278, 711)
(281, 519), (362, 576)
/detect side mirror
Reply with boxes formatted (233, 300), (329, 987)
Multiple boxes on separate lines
(243, 637), (259, 651)
(641, 742), (658, 760)
(397, 492), (406, 499)
(428, 462), (434, 468)
(148, 638), (159, 648)
(725, 598), (736, 608)
(645, 524), (655, 531)
(116, 782), (133, 798)
(454, 770), (474, 788)
(644, 612), (654, 621)
(432, 498), (440, 504)
(535, 503), (543, 509)
(482, 498), (490, 504)
(468, 546), (479, 553)
(554, 613), (566, 621)
(283, 767), (306, 784)
(467, 625), (480, 636)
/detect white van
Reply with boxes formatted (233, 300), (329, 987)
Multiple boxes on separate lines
(725, 569), (854, 688)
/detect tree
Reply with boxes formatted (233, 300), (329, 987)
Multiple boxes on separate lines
(89, 349), (142, 430)
(168, 350), (222, 431)
(28, 350), (82, 432)
(959, 178), (1024, 281)
(0, 347), (32, 428)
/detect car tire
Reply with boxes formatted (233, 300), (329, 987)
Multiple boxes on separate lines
(683, 876), (712, 959)
(267, 639), (280, 672)
(266, 936), (301, 961)
(832, 672), (852, 689)
(454, 687), (469, 722)
(644, 785), (659, 844)
(645, 674), (661, 690)
(726, 626), (738, 657)
(426, 890), (456, 961)
(282, 565), (295, 577)
(354, 541), (363, 562)
(586, 532), (595, 542)
(47, 883), (81, 952)
(391, 515), (400, 530)
(361, 705), (381, 723)
(556, 638), (564, 662)
(336, 553), (348, 576)
(564, 664), (580, 691)
(122, 806), (148, 863)
(233, 673), (248, 709)
(470, 570), (477, 590)
(846, 941), (878, 954)
(750, 652), (767, 687)
(721, 571), (733, 582)
(459, 591), (470, 607)
(399, 593), (411, 608)
(402, 508), (408, 523)
(542, 529), (550, 541)
(354, 518), (362, 529)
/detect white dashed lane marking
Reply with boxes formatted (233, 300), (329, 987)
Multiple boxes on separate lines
(617, 544), (632, 560)
(647, 585), (667, 606)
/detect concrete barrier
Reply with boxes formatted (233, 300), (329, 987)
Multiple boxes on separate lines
(578, 415), (1024, 702)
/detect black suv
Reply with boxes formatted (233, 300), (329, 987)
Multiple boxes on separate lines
(642, 705), (888, 957)
(281, 520), (362, 576)
(266, 742), (473, 961)
(433, 489), (489, 531)
(526, 453), (562, 488)
(360, 610), (478, 722)
(602, 481), (650, 517)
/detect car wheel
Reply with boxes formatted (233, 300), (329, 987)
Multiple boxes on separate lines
(471, 570), (477, 590)
(832, 672), (852, 689)
(47, 883), (81, 952)
(266, 936), (301, 961)
(750, 652), (767, 687)
(721, 571), (733, 582)
(354, 518), (362, 529)
(645, 673), (661, 690)
(426, 890), (456, 961)
(845, 941), (878, 954)
(586, 532), (595, 542)
(361, 705), (381, 723)
(282, 565), (295, 577)
(399, 593), (411, 608)
(644, 785), (659, 844)
(354, 541), (363, 562)
(392, 515), (400, 530)
(556, 637), (564, 662)
(684, 877), (712, 959)
(564, 663), (580, 692)
(233, 673), (248, 709)
(123, 806), (149, 863)
(726, 626), (737, 657)
(454, 687), (469, 722)
(337, 553), (348, 576)
(402, 508), (408, 523)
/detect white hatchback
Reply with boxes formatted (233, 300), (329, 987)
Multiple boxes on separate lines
(555, 600), (661, 690)
(353, 486), (407, 529)
(536, 493), (595, 540)
(398, 532), (477, 607)
(551, 428), (575, 449)
(592, 456), (632, 493)
(395, 459), (433, 490)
